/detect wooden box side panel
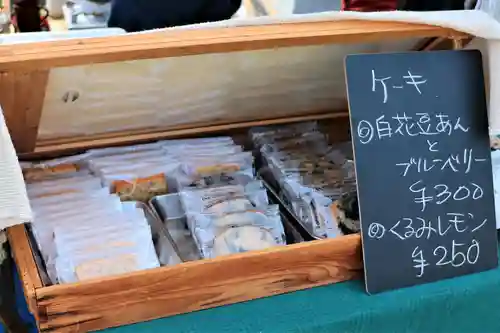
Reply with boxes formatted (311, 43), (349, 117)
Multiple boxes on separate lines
(35, 39), (418, 142)
(30, 112), (349, 158)
(6, 225), (43, 321)
(0, 21), (466, 71)
(0, 21), (466, 154)
(35, 235), (362, 333)
(37, 45), (346, 141)
(0, 70), (48, 153)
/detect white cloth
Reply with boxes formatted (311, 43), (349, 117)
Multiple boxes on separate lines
(476, 0), (500, 21)
(0, 106), (32, 229)
(0, 28), (125, 44)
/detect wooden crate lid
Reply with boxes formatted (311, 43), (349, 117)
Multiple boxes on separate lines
(0, 20), (466, 156)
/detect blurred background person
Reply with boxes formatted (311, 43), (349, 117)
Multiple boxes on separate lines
(107, 0), (242, 32)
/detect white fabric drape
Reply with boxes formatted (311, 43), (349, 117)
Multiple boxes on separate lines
(0, 107), (32, 230)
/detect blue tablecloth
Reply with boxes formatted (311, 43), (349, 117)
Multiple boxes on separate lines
(101, 260), (500, 333)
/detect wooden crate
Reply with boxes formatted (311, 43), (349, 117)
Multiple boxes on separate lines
(2, 20), (467, 332)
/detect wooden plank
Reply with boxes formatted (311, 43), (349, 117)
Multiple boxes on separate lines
(0, 70), (49, 153)
(6, 225), (43, 321)
(0, 21), (466, 71)
(412, 38), (433, 51)
(422, 36), (473, 51)
(35, 51), (349, 144)
(0, 72), (16, 141)
(22, 112), (349, 158)
(35, 234), (362, 333)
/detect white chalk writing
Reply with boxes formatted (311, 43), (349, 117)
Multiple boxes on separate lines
(356, 113), (469, 145)
(396, 149), (488, 176)
(372, 70), (427, 103)
(367, 214), (487, 242)
(360, 66), (490, 282)
(409, 181), (483, 212)
(413, 240), (480, 277)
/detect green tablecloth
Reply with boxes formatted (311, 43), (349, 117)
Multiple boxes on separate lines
(102, 257), (500, 333)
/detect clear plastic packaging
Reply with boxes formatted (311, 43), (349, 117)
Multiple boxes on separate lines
(176, 152), (255, 189)
(22, 153), (91, 182)
(180, 181), (268, 216)
(250, 121), (319, 146)
(29, 153), (92, 168)
(188, 205), (286, 259)
(27, 177), (103, 198)
(180, 151), (253, 176)
(250, 122), (358, 239)
(31, 191), (122, 213)
(163, 143), (242, 156)
(330, 190), (360, 235)
(87, 152), (170, 174)
(33, 197), (160, 284)
(27, 135), (305, 283)
(100, 163), (180, 202)
(31, 201), (125, 260)
(54, 224), (154, 257)
(160, 137), (234, 147)
(87, 142), (164, 158)
(24, 148), (168, 284)
(53, 217), (149, 245)
(55, 242), (160, 283)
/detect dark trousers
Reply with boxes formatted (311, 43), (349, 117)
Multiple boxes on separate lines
(0, 241), (29, 333)
(108, 0), (242, 32)
(401, 0), (465, 10)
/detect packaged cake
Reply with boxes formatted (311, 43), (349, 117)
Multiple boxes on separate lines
(188, 205), (286, 259)
(250, 122), (358, 238)
(22, 153), (91, 182)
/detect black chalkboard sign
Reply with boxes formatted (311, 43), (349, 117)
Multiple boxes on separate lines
(345, 50), (498, 294)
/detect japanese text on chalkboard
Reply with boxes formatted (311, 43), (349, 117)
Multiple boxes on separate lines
(361, 69), (489, 279)
(372, 70), (427, 103)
